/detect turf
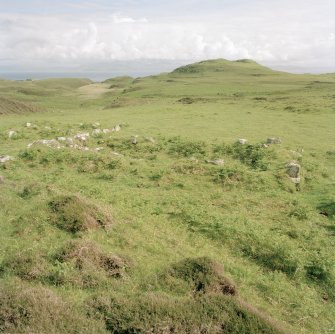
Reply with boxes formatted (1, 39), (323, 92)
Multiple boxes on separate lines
(0, 59), (334, 333)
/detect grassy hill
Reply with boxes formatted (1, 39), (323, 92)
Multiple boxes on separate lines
(0, 59), (334, 333)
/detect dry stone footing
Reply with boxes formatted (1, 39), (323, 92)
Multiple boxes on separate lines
(27, 139), (62, 149)
(75, 133), (90, 142)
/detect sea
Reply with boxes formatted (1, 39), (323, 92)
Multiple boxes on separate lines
(0, 71), (156, 82)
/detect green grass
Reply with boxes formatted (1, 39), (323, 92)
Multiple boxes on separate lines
(0, 59), (335, 333)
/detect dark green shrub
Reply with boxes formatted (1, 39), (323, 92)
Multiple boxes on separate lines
(167, 137), (207, 157)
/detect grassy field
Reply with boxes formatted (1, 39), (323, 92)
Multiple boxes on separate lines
(0, 59), (334, 333)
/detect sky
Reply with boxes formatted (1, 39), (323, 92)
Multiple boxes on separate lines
(0, 0), (334, 77)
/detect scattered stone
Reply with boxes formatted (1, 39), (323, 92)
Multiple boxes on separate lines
(267, 137), (282, 145)
(131, 135), (138, 145)
(92, 129), (102, 136)
(25, 122), (32, 127)
(0, 175), (4, 183)
(75, 133), (90, 142)
(8, 130), (17, 138)
(57, 137), (67, 141)
(44, 126), (52, 130)
(112, 124), (121, 132)
(238, 138), (248, 145)
(206, 159), (225, 166)
(287, 161), (301, 183)
(95, 147), (104, 152)
(102, 129), (111, 134)
(92, 122), (100, 129)
(0, 155), (13, 163)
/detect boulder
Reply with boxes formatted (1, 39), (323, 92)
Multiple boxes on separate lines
(267, 137), (282, 144)
(287, 162), (301, 183)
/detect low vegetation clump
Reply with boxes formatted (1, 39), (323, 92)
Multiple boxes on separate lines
(48, 195), (112, 233)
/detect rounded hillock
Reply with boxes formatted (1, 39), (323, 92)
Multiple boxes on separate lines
(165, 257), (237, 296)
(48, 195), (112, 234)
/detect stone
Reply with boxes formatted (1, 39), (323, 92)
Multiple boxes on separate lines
(0, 155), (13, 163)
(145, 137), (156, 143)
(102, 129), (111, 134)
(92, 129), (102, 136)
(238, 138), (248, 145)
(25, 122), (32, 127)
(267, 137), (282, 144)
(206, 159), (225, 166)
(131, 135), (138, 144)
(0, 175), (4, 183)
(8, 130), (17, 138)
(95, 147), (104, 152)
(112, 124), (121, 132)
(287, 162), (301, 183)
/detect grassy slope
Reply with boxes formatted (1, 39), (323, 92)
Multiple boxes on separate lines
(0, 59), (334, 333)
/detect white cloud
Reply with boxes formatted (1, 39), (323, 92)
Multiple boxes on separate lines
(0, 0), (334, 73)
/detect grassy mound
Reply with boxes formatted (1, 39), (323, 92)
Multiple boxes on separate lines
(48, 195), (112, 233)
(88, 292), (285, 334)
(55, 240), (129, 279)
(165, 257), (237, 296)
